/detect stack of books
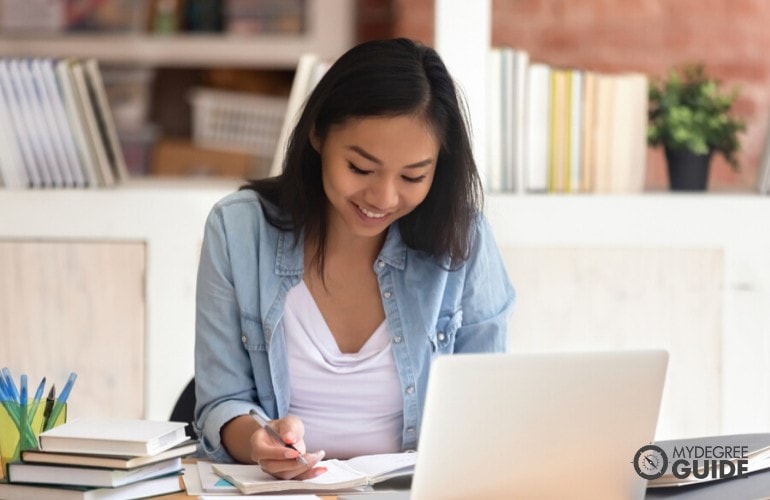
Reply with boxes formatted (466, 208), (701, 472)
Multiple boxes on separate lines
(0, 417), (196, 499)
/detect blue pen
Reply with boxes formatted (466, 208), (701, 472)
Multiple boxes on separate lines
(32, 377), (46, 406)
(57, 372), (77, 404)
(1, 368), (19, 402)
(19, 374), (27, 407)
(18, 374), (38, 451)
(0, 375), (7, 400)
(20, 374), (28, 438)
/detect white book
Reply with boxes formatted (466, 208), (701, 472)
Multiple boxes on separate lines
(0, 60), (28, 188)
(8, 457), (182, 488)
(70, 60), (114, 186)
(591, 74), (616, 193)
(510, 49), (530, 193)
(269, 53), (324, 178)
(34, 58), (87, 187)
(12, 58), (64, 187)
(21, 440), (198, 469)
(608, 73), (647, 193)
(56, 58), (101, 188)
(569, 69), (583, 193)
(500, 48), (514, 191)
(0, 59), (45, 187)
(0, 472), (182, 500)
(524, 63), (551, 192)
(628, 73), (649, 193)
(38, 417), (188, 457)
(83, 58), (130, 183)
(28, 58), (76, 187)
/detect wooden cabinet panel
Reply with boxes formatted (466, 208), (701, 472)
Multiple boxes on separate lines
(0, 241), (145, 419)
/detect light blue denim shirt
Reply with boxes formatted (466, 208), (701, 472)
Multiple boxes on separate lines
(194, 189), (515, 462)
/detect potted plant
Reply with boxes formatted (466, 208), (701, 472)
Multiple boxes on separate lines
(647, 64), (746, 191)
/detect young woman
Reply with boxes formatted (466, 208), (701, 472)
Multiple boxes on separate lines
(194, 38), (515, 480)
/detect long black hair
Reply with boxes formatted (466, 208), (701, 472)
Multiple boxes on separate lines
(243, 38), (482, 273)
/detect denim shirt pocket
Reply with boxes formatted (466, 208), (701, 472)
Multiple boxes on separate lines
(240, 314), (267, 351)
(239, 314), (276, 406)
(430, 308), (463, 354)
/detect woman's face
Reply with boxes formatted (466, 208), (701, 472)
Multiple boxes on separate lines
(317, 114), (440, 241)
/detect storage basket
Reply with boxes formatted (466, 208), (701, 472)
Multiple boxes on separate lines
(189, 88), (288, 158)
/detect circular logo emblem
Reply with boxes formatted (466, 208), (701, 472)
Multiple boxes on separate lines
(634, 444), (668, 480)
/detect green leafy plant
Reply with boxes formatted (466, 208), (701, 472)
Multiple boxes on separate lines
(648, 64), (746, 170)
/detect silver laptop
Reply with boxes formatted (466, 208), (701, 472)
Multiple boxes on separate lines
(410, 350), (668, 500)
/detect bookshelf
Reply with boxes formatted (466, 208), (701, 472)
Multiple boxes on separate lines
(0, 0), (355, 69)
(0, 0), (355, 178)
(435, 0), (770, 440)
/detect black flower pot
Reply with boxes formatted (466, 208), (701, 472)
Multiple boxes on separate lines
(664, 148), (713, 191)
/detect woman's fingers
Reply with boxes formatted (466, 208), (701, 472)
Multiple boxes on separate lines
(259, 450), (326, 479)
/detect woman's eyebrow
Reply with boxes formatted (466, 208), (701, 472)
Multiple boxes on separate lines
(347, 145), (433, 169)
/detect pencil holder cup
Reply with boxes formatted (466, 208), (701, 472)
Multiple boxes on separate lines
(0, 402), (66, 478)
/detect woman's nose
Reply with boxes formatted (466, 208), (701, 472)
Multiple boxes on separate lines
(366, 180), (398, 210)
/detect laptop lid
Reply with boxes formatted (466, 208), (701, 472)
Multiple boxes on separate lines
(410, 350), (668, 500)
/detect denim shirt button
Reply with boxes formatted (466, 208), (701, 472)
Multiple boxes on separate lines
(406, 426), (415, 433)
(437, 332), (446, 342)
(378, 260), (385, 268)
(241, 335), (247, 343)
(383, 291), (392, 299)
(406, 385), (415, 395)
(393, 335), (402, 343)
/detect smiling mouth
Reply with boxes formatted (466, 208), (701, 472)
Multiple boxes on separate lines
(355, 203), (388, 219)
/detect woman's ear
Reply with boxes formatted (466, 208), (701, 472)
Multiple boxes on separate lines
(310, 128), (321, 153)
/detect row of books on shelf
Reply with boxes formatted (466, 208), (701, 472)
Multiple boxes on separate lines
(487, 47), (648, 194)
(0, 57), (129, 189)
(0, 417), (195, 499)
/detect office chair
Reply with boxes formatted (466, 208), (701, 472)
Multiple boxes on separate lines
(170, 378), (197, 439)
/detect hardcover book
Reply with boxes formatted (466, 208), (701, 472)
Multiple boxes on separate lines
(38, 417), (188, 457)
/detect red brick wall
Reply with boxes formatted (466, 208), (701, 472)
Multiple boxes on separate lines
(390, 0), (770, 191)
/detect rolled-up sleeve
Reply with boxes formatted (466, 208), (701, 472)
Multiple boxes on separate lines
(454, 215), (515, 353)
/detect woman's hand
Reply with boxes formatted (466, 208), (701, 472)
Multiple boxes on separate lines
(251, 414), (327, 480)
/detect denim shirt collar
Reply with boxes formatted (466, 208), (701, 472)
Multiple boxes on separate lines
(274, 222), (407, 276)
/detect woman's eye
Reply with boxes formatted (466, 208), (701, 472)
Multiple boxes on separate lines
(402, 175), (426, 183)
(348, 163), (370, 175)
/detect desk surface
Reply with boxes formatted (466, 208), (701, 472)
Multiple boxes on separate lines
(155, 460), (770, 499)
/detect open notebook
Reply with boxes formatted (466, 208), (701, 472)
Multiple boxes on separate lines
(211, 452), (415, 494)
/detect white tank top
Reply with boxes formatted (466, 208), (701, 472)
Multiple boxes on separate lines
(283, 280), (403, 459)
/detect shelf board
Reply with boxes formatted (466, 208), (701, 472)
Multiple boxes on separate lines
(0, 34), (337, 68)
